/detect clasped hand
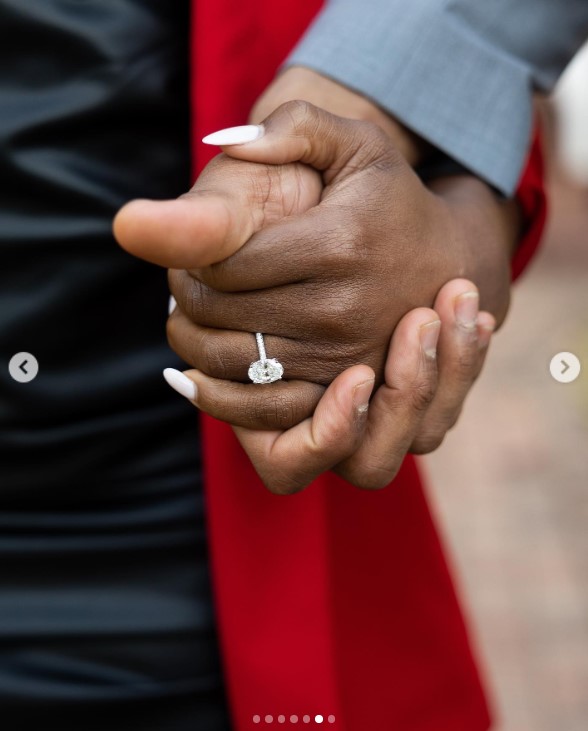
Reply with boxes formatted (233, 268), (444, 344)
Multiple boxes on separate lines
(115, 101), (516, 493)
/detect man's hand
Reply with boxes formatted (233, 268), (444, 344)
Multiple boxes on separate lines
(119, 102), (513, 386)
(115, 101), (518, 429)
(249, 66), (430, 167)
(162, 278), (495, 493)
(114, 100), (517, 492)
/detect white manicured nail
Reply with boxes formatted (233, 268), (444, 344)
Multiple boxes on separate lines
(168, 295), (177, 315)
(202, 125), (263, 146)
(163, 368), (197, 401)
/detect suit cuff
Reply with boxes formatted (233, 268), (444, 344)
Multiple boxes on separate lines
(286, 0), (534, 196)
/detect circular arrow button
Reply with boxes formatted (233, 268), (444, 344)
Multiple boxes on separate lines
(549, 351), (581, 384)
(8, 352), (39, 383)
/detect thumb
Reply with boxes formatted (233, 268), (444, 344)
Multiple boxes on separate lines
(232, 364), (376, 495)
(203, 100), (396, 184)
(113, 151), (321, 269)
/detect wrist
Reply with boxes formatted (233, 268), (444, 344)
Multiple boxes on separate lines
(250, 66), (429, 166)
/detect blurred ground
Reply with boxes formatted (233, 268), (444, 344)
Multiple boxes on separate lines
(422, 104), (588, 731)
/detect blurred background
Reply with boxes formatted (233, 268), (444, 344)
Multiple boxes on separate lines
(422, 43), (588, 731)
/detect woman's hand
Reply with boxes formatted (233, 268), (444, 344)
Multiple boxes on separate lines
(114, 101), (516, 492)
(249, 65), (430, 166)
(116, 102), (515, 398)
(164, 277), (495, 493)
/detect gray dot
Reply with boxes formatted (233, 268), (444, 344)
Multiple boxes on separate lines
(303, 716), (311, 724)
(265, 716), (273, 724)
(253, 716), (261, 724)
(327, 716), (336, 724)
(290, 715), (298, 724)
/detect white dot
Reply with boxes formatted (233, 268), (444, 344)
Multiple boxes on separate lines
(303, 716), (311, 724)
(290, 715), (298, 724)
(265, 715), (273, 723)
(328, 716), (336, 724)
(253, 716), (261, 724)
(278, 716), (285, 724)
(315, 716), (324, 724)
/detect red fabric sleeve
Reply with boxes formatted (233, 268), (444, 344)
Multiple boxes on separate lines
(512, 132), (547, 280)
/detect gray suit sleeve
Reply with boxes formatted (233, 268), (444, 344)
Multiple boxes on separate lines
(286, 0), (588, 195)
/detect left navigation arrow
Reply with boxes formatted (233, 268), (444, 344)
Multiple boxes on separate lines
(9, 352), (39, 383)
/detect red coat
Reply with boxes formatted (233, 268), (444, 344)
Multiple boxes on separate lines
(190, 2), (546, 729)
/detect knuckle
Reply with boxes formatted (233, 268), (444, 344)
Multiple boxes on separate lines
(371, 151), (401, 175)
(342, 457), (401, 490)
(358, 462), (401, 490)
(327, 217), (367, 263)
(261, 468), (305, 496)
(351, 121), (398, 168)
(359, 120), (390, 150)
(252, 392), (301, 430)
(359, 118), (387, 141)
(453, 345), (480, 382)
(169, 269), (210, 321)
(190, 264), (223, 292)
(317, 297), (350, 338)
(410, 431), (445, 455)
(410, 377), (436, 413)
(199, 335), (230, 380)
(314, 285), (368, 342)
(356, 474), (392, 491)
(185, 279), (209, 322)
(280, 99), (318, 131)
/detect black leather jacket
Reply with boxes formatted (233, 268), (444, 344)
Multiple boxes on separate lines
(0, 2), (229, 727)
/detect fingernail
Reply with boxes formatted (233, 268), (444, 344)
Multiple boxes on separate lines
(420, 320), (441, 358)
(202, 125), (264, 146)
(353, 378), (375, 414)
(455, 291), (479, 330)
(168, 295), (177, 315)
(478, 319), (495, 349)
(163, 368), (197, 401)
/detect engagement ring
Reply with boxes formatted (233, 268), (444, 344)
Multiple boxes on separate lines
(248, 332), (284, 384)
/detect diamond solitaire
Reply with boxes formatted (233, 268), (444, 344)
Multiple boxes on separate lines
(248, 333), (284, 384)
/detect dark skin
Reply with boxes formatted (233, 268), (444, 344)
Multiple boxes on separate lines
(117, 105), (517, 385)
(114, 73), (521, 493)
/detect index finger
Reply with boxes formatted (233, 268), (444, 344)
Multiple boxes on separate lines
(334, 308), (440, 489)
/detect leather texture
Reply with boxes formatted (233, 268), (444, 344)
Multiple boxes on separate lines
(0, 2), (230, 728)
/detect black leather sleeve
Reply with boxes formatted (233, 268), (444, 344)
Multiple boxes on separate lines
(0, 2), (230, 727)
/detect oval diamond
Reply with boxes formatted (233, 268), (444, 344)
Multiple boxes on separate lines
(248, 358), (284, 384)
